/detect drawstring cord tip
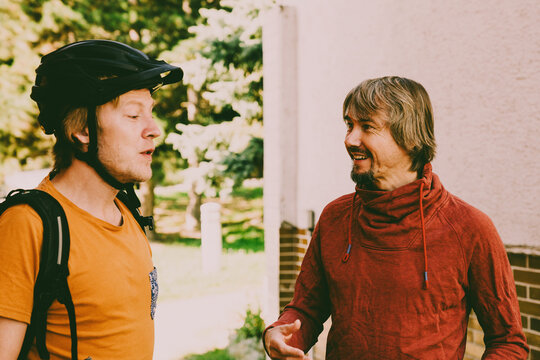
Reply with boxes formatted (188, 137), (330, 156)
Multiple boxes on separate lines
(342, 244), (352, 263)
(423, 271), (429, 290)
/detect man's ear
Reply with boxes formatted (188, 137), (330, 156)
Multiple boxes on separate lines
(71, 127), (90, 152)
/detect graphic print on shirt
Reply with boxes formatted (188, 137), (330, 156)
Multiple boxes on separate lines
(149, 267), (159, 319)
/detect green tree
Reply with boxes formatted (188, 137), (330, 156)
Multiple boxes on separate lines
(2, 0), (267, 237)
(1, 0), (221, 221)
(0, 0), (50, 181)
(16, 0), (226, 230)
(165, 0), (268, 232)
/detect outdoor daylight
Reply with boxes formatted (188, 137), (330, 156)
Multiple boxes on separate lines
(2, 0), (267, 359)
(0, 1), (539, 360)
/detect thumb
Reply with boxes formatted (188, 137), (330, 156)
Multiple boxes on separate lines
(282, 319), (302, 336)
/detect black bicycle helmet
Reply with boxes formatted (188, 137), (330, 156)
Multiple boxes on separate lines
(30, 39), (183, 190)
(31, 39), (183, 135)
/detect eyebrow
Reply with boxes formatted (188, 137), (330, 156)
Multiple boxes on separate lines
(122, 99), (155, 108)
(344, 115), (375, 124)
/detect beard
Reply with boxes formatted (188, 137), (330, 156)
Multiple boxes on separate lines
(97, 147), (152, 184)
(350, 165), (376, 189)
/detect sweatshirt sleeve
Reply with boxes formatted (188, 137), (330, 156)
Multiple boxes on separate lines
(467, 216), (529, 359)
(264, 223), (331, 353)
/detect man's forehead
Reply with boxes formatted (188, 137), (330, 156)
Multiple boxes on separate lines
(118, 89), (154, 106)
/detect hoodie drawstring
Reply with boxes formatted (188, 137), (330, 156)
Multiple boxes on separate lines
(342, 184), (429, 290)
(342, 192), (357, 263)
(419, 182), (429, 290)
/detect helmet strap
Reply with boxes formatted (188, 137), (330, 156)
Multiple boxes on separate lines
(73, 106), (126, 190)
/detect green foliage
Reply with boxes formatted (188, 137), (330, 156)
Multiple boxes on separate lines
(231, 186), (263, 200)
(2, 0), (268, 200)
(227, 308), (265, 360)
(234, 308), (265, 341)
(182, 308), (266, 360)
(0, 0), (51, 179)
(167, 119), (262, 197)
(183, 348), (234, 360)
(223, 224), (264, 252)
(154, 186), (263, 252)
(165, 0), (270, 196)
(0, 0), (225, 179)
(222, 137), (263, 188)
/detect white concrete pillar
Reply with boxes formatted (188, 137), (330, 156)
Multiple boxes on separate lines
(262, 4), (298, 322)
(200, 202), (222, 274)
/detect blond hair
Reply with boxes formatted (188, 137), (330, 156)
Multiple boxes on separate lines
(52, 96), (119, 171)
(343, 76), (436, 172)
(52, 106), (88, 171)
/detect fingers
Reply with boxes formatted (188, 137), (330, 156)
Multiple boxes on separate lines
(268, 343), (306, 359)
(265, 320), (306, 359)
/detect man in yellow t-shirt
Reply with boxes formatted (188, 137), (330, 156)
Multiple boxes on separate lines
(0, 40), (183, 360)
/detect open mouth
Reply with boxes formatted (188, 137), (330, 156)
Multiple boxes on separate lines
(347, 146), (370, 161)
(351, 154), (368, 160)
(349, 150), (370, 161)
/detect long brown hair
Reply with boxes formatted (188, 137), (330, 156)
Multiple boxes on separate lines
(343, 76), (436, 172)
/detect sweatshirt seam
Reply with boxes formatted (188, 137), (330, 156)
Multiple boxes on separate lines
(438, 207), (468, 274)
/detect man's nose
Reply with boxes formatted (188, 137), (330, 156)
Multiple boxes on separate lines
(345, 126), (362, 147)
(144, 116), (162, 139)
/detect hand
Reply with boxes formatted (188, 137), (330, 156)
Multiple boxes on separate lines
(264, 319), (310, 359)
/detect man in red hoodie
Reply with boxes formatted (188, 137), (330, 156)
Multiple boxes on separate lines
(263, 76), (528, 359)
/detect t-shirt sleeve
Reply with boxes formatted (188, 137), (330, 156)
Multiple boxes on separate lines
(0, 205), (43, 324)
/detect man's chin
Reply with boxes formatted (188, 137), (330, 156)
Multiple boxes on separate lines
(133, 173), (152, 184)
(113, 171), (151, 185)
(350, 169), (375, 188)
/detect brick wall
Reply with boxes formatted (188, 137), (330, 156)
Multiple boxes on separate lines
(512, 253), (540, 359)
(465, 252), (540, 359)
(279, 222), (309, 310)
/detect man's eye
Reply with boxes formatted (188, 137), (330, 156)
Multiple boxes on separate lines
(362, 124), (372, 130)
(128, 115), (140, 119)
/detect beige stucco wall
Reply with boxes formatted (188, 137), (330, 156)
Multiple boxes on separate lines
(284, 0), (540, 248)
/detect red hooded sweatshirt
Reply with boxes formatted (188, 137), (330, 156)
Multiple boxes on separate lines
(268, 164), (528, 359)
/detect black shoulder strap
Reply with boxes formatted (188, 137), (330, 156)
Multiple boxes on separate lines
(116, 185), (154, 234)
(0, 189), (78, 360)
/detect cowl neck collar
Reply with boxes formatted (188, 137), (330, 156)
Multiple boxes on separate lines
(352, 163), (447, 250)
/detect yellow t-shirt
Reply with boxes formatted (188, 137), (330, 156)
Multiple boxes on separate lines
(0, 177), (156, 360)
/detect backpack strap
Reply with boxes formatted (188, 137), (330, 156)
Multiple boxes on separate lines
(116, 185), (154, 233)
(0, 189), (78, 360)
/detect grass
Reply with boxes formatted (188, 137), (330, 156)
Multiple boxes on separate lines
(153, 185), (264, 252)
(231, 186), (263, 200)
(151, 242), (265, 301)
(151, 185), (265, 301)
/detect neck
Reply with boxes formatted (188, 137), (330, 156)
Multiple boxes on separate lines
(373, 170), (419, 191)
(51, 159), (122, 225)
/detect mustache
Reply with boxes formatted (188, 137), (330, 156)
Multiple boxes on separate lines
(347, 146), (370, 155)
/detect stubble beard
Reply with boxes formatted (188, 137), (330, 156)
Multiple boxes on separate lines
(98, 148), (151, 184)
(350, 165), (376, 189)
